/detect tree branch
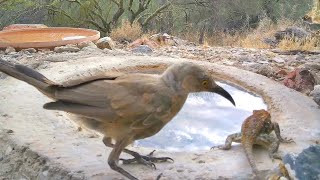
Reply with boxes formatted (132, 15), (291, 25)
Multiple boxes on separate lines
(142, 1), (172, 26)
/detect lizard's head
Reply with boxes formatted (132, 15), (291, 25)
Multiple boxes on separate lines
(253, 109), (273, 133)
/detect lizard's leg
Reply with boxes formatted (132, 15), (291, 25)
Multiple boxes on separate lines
(272, 122), (294, 143)
(255, 134), (281, 160)
(211, 132), (242, 150)
(103, 137), (173, 168)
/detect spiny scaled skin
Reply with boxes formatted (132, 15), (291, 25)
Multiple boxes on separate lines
(213, 109), (293, 179)
(242, 109), (274, 178)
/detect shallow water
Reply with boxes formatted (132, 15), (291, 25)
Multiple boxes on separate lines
(135, 82), (267, 151)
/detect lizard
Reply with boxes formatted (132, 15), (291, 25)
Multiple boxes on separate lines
(212, 109), (293, 179)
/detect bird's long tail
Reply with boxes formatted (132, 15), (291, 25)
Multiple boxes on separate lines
(0, 59), (56, 96)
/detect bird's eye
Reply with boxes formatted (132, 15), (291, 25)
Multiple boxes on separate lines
(202, 80), (209, 86)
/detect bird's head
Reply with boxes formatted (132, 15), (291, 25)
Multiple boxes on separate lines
(162, 62), (235, 106)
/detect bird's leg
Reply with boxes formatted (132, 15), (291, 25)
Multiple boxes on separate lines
(211, 133), (241, 150)
(108, 138), (138, 180)
(103, 137), (173, 169)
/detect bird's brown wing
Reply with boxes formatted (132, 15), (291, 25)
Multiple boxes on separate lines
(45, 74), (169, 128)
(58, 71), (125, 87)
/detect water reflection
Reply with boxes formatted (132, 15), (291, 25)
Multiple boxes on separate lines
(135, 82), (267, 151)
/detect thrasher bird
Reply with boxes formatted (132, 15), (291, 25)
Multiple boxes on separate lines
(0, 59), (235, 180)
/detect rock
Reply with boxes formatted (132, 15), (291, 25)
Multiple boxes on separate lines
(131, 45), (153, 54)
(250, 64), (275, 77)
(96, 37), (115, 50)
(129, 38), (159, 49)
(283, 145), (320, 180)
(150, 33), (177, 46)
(305, 62), (320, 85)
(310, 85), (320, 106)
(6, 129), (14, 134)
(276, 69), (288, 77)
(5, 146), (13, 155)
(54, 45), (80, 53)
(283, 68), (315, 94)
(21, 48), (37, 53)
(273, 57), (285, 63)
(275, 27), (311, 40)
(5, 46), (16, 54)
(305, 62), (320, 71)
(37, 48), (52, 54)
(258, 60), (269, 64)
(77, 41), (97, 49)
(263, 37), (278, 48)
(267, 162), (294, 180)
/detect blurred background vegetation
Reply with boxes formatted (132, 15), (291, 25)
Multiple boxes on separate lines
(0, 0), (316, 47)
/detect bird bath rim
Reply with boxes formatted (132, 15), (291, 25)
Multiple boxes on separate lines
(0, 27), (100, 50)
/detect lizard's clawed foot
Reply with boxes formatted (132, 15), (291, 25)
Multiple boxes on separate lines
(210, 145), (229, 150)
(269, 152), (283, 161)
(120, 150), (174, 169)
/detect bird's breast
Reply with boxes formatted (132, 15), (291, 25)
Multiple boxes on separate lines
(161, 94), (188, 124)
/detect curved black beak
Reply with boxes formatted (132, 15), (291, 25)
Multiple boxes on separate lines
(211, 85), (236, 106)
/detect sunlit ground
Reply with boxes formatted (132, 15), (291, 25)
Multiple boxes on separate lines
(135, 82), (267, 151)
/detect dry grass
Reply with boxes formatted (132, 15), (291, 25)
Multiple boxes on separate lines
(180, 17), (320, 51)
(278, 37), (320, 51)
(110, 20), (143, 41)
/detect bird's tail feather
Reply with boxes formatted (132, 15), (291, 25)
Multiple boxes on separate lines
(0, 59), (56, 93)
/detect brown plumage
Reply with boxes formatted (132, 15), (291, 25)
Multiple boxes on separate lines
(0, 59), (235, 180)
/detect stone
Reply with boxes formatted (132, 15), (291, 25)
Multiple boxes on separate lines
(5, 46), (16, 54)
(129, 38), (159, 49)
(21, 48), (37, 53)
(310, 85), (320, 106)
(54, 45), (80, 53)
(5, 146), (13, 155)
(283, 145), (320, 180)
(250, 64), (275, 77)
(305, 62), (320, 71)
(77, 41), (97, 49)
(258, 60), (269, 64)
(276, 69), (288, 78)
(131, 45), (153, 54)
(273, 57), (285, 63)
(263, 37), (278, 48)
(6, 129), (13, 134)
(275, 27), (311, 40)
(96, 37), (115, 50)
(81, 46), (101, 53)
(283, 68), (315, 94)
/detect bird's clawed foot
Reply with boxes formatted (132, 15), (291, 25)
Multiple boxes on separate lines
(120, 150), (174, 169)
(280, 137), (294, 143)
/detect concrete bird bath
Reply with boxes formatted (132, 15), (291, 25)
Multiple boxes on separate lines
(0, 27), (100, 50)
(0, 56), (319, 179)
(137, 83), (267, 151)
